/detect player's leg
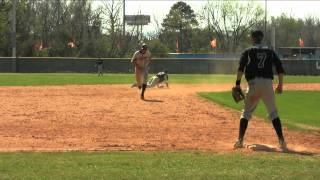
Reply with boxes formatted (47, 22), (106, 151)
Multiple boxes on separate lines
(146, 77), (153, 88)
(147, 76), (155, 88)
(261, 79), (286, 150)
(235, 81), (261, 149)
(135, 67), (142, 89)
(157, 79), (165, 88)
(148, 77), (159, 88)
(140, 67), (148, 100)
(234, 118), (248, 148)
(272, 117), (286, 150)
(98, 65), (103, 76)
(131, 83), (138, 88)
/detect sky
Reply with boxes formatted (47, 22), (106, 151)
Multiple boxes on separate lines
(93, 0), (320, 33)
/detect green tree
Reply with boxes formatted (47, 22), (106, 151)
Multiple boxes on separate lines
(269, 14), (304, 48)
(147, 39), (170, 58)
(0, 0), (11, 56)
(23, 0), (72, 57)
(69, 0), (91, 57)
(161, 1), (198, 53)
(189, 28), (215, 53)
(302, 16), (320, 47)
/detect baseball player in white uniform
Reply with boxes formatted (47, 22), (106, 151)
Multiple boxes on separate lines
(131, 44), (151, 100)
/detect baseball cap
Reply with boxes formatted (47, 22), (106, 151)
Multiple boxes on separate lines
(251, 30), (264, 42)
(141, 43), (148, 50)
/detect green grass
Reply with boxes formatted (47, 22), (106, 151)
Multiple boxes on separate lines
(0, 73), (320, 86)
(199, 91), (320, 131)
(0, 73), (135, 86)
(170, 74), (320, 84)
(0, 152), (319, 179)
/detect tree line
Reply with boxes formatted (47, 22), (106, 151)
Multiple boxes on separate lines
(0, 0), (319, 58)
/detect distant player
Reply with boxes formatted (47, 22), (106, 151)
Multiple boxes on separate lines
(147, 70), (169, 88)
(233, 30), (287, 151)
(131, 43), (151, 100)
(95, 59), (103, 76)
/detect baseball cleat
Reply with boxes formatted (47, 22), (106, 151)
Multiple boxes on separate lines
(131, 83), (137, 88)
(279, 139), (288, 151)
(233, 139), (244, 149)
(140, 95), (144, 100)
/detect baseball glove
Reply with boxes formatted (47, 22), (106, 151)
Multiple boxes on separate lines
(232, 86), (245, 103)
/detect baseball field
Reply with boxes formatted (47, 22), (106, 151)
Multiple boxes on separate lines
(0, 73), (319, 179)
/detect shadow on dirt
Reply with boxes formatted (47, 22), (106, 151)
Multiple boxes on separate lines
(247, 144), (317, 156)
(142, 99), (163, 103)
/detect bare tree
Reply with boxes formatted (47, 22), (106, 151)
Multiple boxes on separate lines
(102, 0), (122, 35)
(201, 0), (264, 52)
(101, 0), (122, 57)
(152, 14), (161, 37)
(302, 16), (320, 47)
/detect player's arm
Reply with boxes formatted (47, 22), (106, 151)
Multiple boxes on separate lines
(235, 50), (248, 87)
(131, 52), (137, 64)
(278, 73), (283, 83)
(131, 58), (137, 64)
(146, 52), (152, 66)
(165, 82), (169, 88)
(236, 71), (243, 87)
(272, 51), (285, 94)
(275, 73), (284, 94)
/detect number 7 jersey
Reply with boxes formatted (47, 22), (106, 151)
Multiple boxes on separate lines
(238, 44), (285, 81)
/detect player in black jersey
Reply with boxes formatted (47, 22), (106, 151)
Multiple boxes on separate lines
(95, 59), (104, 76)
(234, 30), (287, 151)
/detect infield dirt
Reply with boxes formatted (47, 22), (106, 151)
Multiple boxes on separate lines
(0, 83), (319, 155)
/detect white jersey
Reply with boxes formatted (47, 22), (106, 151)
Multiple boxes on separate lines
(131, 50), (151, 68)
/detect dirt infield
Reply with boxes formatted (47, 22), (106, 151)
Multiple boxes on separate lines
(0, 83), (319, 154)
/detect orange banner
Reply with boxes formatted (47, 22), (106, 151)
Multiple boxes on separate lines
(176, 38), (179, 53)
(299, 38), (304, 47)
(211, 39), (217, 48)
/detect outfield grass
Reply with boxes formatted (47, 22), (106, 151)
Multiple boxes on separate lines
(199, 91), (320, 131)
(0, 152), (319, 179)
(0, 73), (320, 86)
(0, 73), (135, 86)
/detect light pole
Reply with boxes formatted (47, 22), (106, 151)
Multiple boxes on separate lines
(11, 0), (17, 72)
(12, 0), (16, 58)
(264, 0), (267, 36)
(123, 0), (125, 37)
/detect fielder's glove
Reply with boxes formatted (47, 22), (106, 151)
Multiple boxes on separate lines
(232, 86), (245, 103)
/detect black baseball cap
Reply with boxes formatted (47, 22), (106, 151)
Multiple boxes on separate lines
(251, 30), (264, 42)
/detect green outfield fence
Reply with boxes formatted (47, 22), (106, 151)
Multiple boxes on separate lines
(0, 57), (320, 75)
